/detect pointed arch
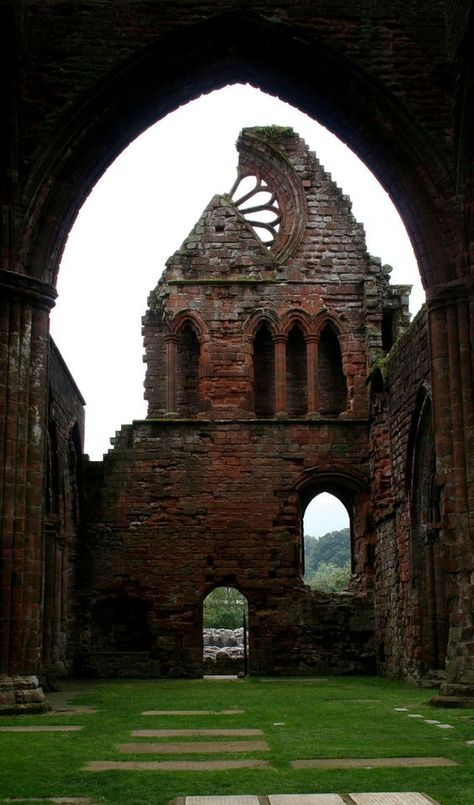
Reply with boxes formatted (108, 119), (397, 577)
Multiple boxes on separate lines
(407, 386), (447, 672)
(317, 322), (348, 415)
(253, 320), (276, 417)
(286, 322), (307, 416)
(21, 10), (456, 291)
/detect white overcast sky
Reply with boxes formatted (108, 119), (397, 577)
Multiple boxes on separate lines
(50, 83), (424, 538)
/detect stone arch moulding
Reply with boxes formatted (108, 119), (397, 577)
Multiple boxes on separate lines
(243, 308), (279, 338)
(296, 466), (368, 515)
(314, 310), (349, 338)
(20, 10), (457, 292)
(280, 309), (312, 337)
(169, 309), (208, 339)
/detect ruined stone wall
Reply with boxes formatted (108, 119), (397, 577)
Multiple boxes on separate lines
(44, 339), (85, 681)
(80, 419), (374, 678)
(369, 306), (435, 681)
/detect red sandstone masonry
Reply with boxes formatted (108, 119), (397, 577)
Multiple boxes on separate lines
(78, 129), (411, 678)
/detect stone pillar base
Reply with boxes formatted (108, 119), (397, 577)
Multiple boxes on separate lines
(430, 682), (474, 708)
(0, 675), (50, 715)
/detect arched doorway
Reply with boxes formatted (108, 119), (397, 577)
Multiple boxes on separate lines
(202, 586), (249, 677)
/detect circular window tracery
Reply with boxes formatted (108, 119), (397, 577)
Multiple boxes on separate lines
(229, 173), (281, 248)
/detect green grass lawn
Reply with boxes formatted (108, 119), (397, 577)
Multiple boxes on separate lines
(1, 676), (474, 805)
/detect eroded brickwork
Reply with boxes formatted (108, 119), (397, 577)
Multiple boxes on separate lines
(369, 307), (439, 681)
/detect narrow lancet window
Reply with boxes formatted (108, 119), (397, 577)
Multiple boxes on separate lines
(286, 324), (307, 416)
(253, 323), (275, 417)
(176, 323), (200, 416)
(318, 325), (347, 415)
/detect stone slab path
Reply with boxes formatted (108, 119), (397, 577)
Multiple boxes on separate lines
(132, 729), (263, 737)
(291, 757), (456, 769)
(118, 740), (269, 754)
(349, 796), (440, 805)
(141, 709), (245, 716)
(0, 726), (83, 733)
(269, 797), (345, 805)
(86, 759), (271, 771)
(171, 795), (440, 805)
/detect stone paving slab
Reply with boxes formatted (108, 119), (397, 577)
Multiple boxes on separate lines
(142, 709), (245, 716)
(291, 757), (456, 769)
(349, 795), (440, 805)
(269, 796), (345, 804)
(0, 726), (83, 733)
(118, 740), (269, 754)
(86, 759), (271, 771)
(186, 798), (260, 805)
(132, 729), (263, 737)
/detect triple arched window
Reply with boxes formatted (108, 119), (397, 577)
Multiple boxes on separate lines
(251, 315), (347, 418)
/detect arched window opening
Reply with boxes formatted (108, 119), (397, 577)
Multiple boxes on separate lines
(253, 322), (275, 417)
(202, 586), (249, 676)
(176, 323), (200, 416)
(286, 324), (307, 416)
(91, 596), (151, 653)
(410, 397), (447, 672)
(303, 492), (350, 591)
(318, 325), (347, 415)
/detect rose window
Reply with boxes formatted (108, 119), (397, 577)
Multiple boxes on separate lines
(229, 174), (281, 248)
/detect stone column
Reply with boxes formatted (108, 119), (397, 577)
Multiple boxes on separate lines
(305, 334), (319, 415)
(164, 333), (179, 416)
(0, 269), (56, 714)
(427, 279), (474, 704)
(273, 334), (287, 416)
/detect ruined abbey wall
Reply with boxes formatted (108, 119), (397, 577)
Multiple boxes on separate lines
(368, 307), (444, 682)
(75, 128), (410, 679)
(1, 1), (473, 709)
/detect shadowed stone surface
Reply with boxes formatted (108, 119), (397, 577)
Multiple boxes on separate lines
(291, 757), (456, 769)
(118, 740), (269, 754)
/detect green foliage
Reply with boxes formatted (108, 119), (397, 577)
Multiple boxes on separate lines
(304, 527), (350, 573)
(203, 586), (248, 629)
(243, 125), (295, 140)
(307, 561), (351, 592)
(304, 528), (350, 590)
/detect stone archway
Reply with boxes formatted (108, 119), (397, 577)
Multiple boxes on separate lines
(1, 4), (473, 708)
